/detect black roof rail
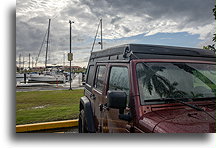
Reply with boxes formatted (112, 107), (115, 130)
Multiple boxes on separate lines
(89, 44), (216, 62)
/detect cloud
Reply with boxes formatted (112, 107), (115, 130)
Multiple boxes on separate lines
(80, 0), (215, 39)
(16, 0), (215, 67)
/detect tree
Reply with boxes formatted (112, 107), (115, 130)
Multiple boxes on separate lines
(213, 5), (216, 42)
(203, 5), (216, 53)
(203, 44), (216, 52)
(139, 64), (186, 98)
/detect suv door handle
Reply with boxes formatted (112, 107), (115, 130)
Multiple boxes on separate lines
(90, 94), (96, 100)
(99, 103), (109, 111)
(99, 104), (103, 111)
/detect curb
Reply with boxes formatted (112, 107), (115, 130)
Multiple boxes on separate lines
(16, 119), (78, 132)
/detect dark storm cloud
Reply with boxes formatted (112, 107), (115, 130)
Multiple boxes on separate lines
(122, 26), (131, 33)
(16, 20), (42, 54)
(29, 16), (49, 25)
(81, 0), (215, 26)
(110, 16), (122, 24)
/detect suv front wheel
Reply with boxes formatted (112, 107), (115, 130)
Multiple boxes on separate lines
(78, 110), (88, 133)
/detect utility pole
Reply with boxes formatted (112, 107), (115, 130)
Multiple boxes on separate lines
(69, 20), (74, 90)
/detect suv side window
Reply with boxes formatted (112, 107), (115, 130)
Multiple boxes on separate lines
(94, 65), (107, 91)
(86, 65), (94, 86)
(108, 66), (129, 102)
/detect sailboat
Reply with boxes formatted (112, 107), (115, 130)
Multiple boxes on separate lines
(28, 19), (66, 84)
(28, 69), (65, 84)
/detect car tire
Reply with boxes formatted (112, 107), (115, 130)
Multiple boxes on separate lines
(78, 110), (88, 133)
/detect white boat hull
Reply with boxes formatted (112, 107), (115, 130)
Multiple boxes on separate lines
(28, 74), (65, 84)
(16, 73), (30, 78)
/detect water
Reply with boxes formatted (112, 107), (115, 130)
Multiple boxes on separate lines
(16, 78), (24, 83)
(16, 78), (29, 84)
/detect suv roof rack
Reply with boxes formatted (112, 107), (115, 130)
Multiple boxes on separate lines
(89, 44), (216, 62)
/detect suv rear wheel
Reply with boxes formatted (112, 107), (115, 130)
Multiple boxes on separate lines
(78, 110), (88, 133)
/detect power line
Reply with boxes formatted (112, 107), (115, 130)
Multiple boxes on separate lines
(91, 19), (102, 53)
(35, 29), (48, 67)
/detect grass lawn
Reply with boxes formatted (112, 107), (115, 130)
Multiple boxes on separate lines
(16, 89), (84, 125)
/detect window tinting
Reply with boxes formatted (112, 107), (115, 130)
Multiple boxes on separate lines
(108, 66), (129, 101)
(95, 66), (107, 91)
(136, 62), (216, 105)
(86, 65), (94, 86)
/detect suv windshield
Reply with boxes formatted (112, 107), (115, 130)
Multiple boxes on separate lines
(136, 62), (216, 105)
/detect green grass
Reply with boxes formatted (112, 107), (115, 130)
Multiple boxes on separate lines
(16, 89), (84, 125)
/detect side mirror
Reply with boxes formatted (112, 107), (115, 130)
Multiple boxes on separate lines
(107, 90), (127, 111)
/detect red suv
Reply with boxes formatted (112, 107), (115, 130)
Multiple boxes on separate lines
(79, 44), (216, 133)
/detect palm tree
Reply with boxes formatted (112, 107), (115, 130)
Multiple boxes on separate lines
(138, 63), (186, 98)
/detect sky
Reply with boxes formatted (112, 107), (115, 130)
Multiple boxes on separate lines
(16, 0), (215, 68)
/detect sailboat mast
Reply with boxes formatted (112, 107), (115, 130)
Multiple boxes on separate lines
(29, 53), (31, 69)
(19, 54), (21, 70)
(45, 19), (51, 69)
(100, 18), (103, 50)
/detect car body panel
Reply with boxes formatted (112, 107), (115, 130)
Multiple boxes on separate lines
(80, 44), (216, 133)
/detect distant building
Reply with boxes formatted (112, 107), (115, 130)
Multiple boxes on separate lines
(63, 66), (83, 72)
(20, 65), (85, 73)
